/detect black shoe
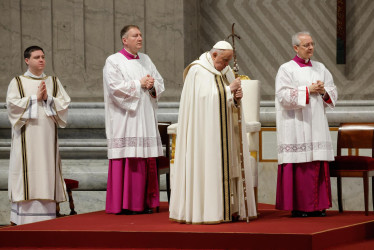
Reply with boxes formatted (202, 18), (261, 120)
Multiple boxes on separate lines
(291, 210), (308, 217)
(231, 213), (239, 222)
(143, 208), (153, 214)
(308, 210), (326, 217)
(120, 209), (139, 215)
(115, 210), (125, 215)
(300, 211), (308, 217)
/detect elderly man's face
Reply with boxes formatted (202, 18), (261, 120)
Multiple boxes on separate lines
(122, 27), (143, 54)
(212, 50), (233, 71)
(293, 34), (314, 60)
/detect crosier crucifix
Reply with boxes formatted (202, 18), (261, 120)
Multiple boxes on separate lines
(227, 23), (241, 75)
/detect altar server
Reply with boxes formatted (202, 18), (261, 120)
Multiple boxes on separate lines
(103, 25), (165, 214)
(275, 31), (338, 217)
(7, 45), (70, 225)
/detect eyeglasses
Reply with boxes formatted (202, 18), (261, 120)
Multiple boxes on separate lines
(297, 42), (315, 48)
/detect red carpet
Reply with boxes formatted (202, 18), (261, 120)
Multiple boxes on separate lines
(1, 203), (374, 249)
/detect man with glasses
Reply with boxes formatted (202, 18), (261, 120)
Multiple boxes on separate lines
(275, 31), (338, 217)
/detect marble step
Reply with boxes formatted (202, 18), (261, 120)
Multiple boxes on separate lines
(2, 101), (374, 129)
(0, 159), (169, 191)
(0, 102), (180, 129)
(0, 139), (108, 159)
(0, 138), (169, 160)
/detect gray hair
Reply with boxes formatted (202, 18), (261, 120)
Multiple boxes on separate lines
(292, 31), (311, 46)
(209, 48), (224, 56)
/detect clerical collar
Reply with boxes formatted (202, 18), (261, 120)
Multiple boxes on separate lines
(119, 48), (139, 60)
(24, 69), (46, 79)
(293, 55), (312, 67)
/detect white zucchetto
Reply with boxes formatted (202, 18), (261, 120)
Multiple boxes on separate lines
(213, 41), (233, 50)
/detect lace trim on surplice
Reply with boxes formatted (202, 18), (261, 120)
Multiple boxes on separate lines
(289, 88), (298, 107)
(327, 89), (337, 103)
(107, 137), (162, 149)
(128, 80), (137, 97)
(278, 141), (333, 154)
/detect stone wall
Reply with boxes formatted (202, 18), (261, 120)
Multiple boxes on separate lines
(198, 0), (374, 101)
(0, 0), (189, 102)
(3, 1), (374, 102)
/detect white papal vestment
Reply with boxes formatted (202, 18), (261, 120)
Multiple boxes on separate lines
(169, 52), (257, 224)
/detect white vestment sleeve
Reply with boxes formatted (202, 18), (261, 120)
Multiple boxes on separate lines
(42, 96), (57, 117)
(103, 58), (141, 111)
(225, 86), (234, 103)
(47, 77), (70, 128)
(6, 79), (37, 130)
(148, 56), (165, 101)
(276, 66), (307, 110)
(225, 68), (236, 105)
(21, 95), (38, 120)
(323, 67), (338, 109)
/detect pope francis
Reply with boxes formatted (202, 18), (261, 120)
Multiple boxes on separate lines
(169, 41), (257, 224)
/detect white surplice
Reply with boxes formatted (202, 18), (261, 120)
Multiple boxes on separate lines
(103, 52), (165, 159)
(275, 60), (338, 164)
(169, 52), (257, 224)
(6, 71), (70, 224)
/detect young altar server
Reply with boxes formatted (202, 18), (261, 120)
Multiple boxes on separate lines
(6, 45), (70, 225)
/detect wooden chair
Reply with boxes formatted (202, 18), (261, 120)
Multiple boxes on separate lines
(56, 178), (79, 216)
(329, 123), (374, 216)
(156, 122), (171, 212)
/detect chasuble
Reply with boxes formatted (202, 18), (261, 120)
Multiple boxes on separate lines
(169, 52), (257, 224)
